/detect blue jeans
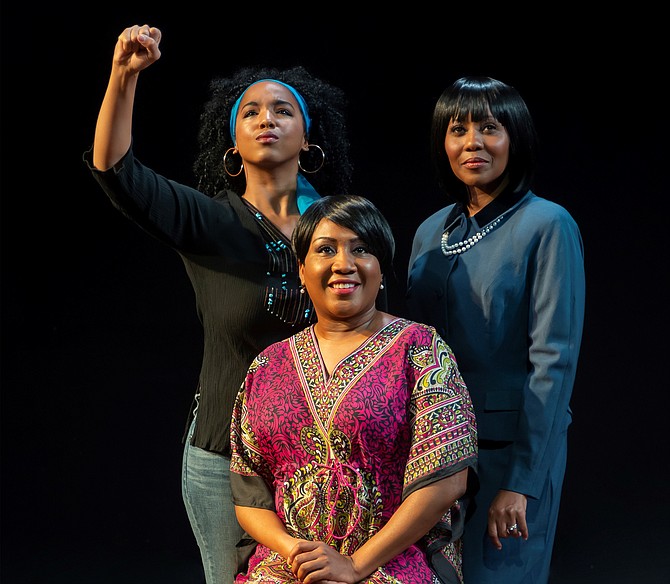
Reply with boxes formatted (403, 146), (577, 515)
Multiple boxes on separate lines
(182, 418), (244, 584)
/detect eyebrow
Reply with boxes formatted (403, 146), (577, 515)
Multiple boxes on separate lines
(312, 235), (365, 245)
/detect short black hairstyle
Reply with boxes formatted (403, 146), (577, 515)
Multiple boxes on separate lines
(430, 76), (539, 207)
(194, 65), (352, 197)
(292, 195), (395, 277)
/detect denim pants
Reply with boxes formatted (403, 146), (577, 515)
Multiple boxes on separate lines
(182, 418), (244, 584)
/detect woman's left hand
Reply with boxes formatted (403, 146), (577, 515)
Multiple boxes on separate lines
(487, 489), (529, 550)
(287, 539), (355, 584)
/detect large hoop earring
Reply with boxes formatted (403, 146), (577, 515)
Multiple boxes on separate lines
(298, 144), (325, 174)
(223, 147), (244, 177)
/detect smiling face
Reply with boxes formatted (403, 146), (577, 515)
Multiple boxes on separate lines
(299, 219), (383, 324)
(445, 111), (510, 193)
(233, 81), (308, 168)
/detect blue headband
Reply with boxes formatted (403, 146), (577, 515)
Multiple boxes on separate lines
(229, 79), (311, 144)
(228, 79), (319, 213)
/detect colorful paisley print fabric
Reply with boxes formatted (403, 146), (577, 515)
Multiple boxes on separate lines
(230, 318), (477, 583)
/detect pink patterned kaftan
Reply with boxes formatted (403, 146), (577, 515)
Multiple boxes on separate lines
(230, 318), (478, 584)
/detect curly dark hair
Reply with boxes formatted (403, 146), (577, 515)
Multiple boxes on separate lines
(193, 65), (353, 197)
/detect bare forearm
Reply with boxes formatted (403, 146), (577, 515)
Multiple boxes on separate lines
(350, 470), (467, 579)
(92, 67), (137, 170)
(235, 505), (297, 559)
(92, 25), (162, 171)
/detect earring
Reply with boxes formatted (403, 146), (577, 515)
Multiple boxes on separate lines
(379, 283), (385, 290)
(298, 144), (325, 174)
(299, 284), (305, 294)
(223, 147), (244, 177)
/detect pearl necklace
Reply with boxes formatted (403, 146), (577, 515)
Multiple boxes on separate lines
(441, 213), (506, 256)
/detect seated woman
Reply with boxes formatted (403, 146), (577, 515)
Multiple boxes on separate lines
(229, 195), (478, 584)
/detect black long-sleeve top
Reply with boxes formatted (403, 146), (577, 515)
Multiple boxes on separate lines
(84, 147), (315, 456)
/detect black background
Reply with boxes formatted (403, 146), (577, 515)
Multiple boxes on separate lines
(2, 6), (668, 583)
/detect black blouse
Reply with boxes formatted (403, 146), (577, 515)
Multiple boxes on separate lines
(84, 147), (314, 455)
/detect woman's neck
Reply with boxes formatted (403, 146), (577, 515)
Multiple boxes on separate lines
(313, 310), (391, 375)
(467, 175), (509, 216)
(314, 310), (390, 342)
(242, 165), (300, 216)
(242, 167), (300, 239)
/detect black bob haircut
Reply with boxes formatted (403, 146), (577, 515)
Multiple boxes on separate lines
(430, 76), (539, 207)
(292, 195), (395, 277)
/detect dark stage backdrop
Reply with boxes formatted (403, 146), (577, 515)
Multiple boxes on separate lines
(2, 6), (667, 584)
